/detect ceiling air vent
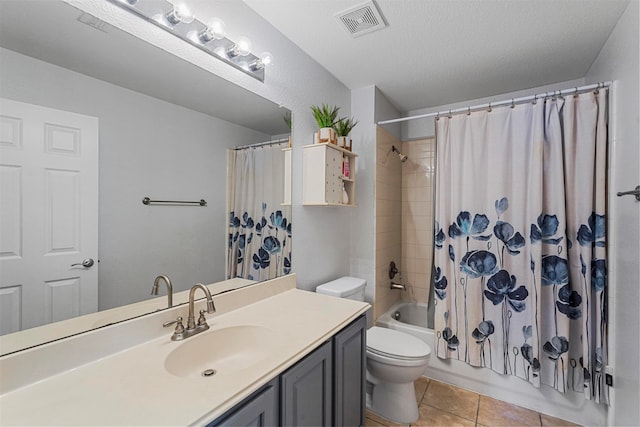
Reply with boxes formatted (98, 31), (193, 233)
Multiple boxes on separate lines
(336, 1), (387, 38)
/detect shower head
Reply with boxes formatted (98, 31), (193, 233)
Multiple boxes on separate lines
(392, 145), (408, 163)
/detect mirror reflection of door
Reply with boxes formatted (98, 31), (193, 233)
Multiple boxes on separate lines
(0, 98), (99, 334)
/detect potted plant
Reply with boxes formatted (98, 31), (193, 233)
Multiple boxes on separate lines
(333, 117), (358, 151)
(310, 104), (339, 144)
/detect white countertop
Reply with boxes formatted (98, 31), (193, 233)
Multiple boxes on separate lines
(0, 285), (369, 426)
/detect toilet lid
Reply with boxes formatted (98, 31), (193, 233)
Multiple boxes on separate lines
(366, 326), (431, 359)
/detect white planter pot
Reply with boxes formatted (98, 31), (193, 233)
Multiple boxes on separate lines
(337, 136), (352, 150)
(318, 127), (336, 144)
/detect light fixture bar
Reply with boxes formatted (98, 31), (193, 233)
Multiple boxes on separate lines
(107, 0), (265, 81)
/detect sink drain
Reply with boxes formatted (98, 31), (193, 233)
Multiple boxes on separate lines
(202, 369), (217, 377)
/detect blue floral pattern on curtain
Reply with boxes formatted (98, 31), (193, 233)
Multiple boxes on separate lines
(434, 89), (609, 404)
(228, 204), (292, 280)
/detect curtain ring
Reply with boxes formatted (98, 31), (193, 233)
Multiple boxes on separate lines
(594, 82), (601, 94)
(574, 87), (579, 98)
(487, 102), (492, 112)
(448, 109), (452, 119)
(532, 94), (537, 105)
(510, 98), (515, 109)
(435, 113), (440, 121)
(467, 106), (471, 116)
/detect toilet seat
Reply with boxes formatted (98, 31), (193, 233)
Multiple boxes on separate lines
(366, 326), (431, 361)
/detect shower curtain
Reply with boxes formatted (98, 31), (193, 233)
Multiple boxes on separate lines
(433, 89), (609, 403)
(227, 143), (292, 281)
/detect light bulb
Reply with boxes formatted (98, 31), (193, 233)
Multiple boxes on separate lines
(198, 18), (226, 43)
(228, 36), (252, 57)
(236, 37), (251, 56)
(165, 2), (195, 25)
(213, 46), (227, 57)
(250, 51), (273, 71)
(259, 51), (273, 66)
(236, 37), (252, 56)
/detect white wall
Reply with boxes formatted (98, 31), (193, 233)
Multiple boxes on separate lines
(350, 86), (377, 305)
(350, 86), (403, 318)
(584, 1), (640, 425)
(0, 47), (268, 310)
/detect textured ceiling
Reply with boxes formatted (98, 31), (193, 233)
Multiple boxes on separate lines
(243, 0), (630, 112)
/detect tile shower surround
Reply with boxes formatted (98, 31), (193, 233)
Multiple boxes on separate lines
(375, 133), (435, 319)
(401, 139), (435, 305)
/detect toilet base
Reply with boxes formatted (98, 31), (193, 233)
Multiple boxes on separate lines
(366, 376), (419, 424)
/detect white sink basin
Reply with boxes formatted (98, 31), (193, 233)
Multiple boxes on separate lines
(164, 325), (281, 379)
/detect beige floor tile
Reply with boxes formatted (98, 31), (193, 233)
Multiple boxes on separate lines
(412, 404), (476, 426)
(540, 413), (581, 426)
(414, 376), (430, 405)
(367, 411), (389, 426)
(477, 395), (541, 426)
(366, 416), (388, 427)
(366, 410), (410, 427)
(423, 380), (479, 421)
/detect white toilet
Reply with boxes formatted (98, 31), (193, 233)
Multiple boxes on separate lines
(316, 277), (431, 424)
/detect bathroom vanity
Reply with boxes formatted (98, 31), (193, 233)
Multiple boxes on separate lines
(210, 315), (366, 426)
(0, 275), (369, 426)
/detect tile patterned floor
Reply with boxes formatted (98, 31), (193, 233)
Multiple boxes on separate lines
(365, 378), (581, 427)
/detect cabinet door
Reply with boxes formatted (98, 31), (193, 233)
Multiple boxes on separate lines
(210, 380), (279, 427)
(281, 340), (332, 426)
(334, 315), (366, 427)
(324, 146), (343, 205)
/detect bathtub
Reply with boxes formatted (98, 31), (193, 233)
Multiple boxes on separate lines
(376, 301), (435, 352)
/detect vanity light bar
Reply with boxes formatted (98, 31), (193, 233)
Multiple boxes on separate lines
(108, 0), (267, 81)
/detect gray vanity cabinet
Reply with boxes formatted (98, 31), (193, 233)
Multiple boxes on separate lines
(209, 379), (279, 427)
(281, 340), (333, 426)
(208, 314), (366, 427)
(333, 314), (366, 427)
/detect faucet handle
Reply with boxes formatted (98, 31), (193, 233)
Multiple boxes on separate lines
(197, 309), (208, 327)
(163, 316), (185, 334)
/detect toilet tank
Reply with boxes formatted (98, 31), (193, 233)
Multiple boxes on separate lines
(315, 276), (366, 301)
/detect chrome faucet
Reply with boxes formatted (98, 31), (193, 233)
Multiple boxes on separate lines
(151, 275), (173, 308)
(163, 283), (215, 341)
(187, 283), (216, 330)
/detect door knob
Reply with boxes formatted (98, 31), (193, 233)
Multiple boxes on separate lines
(71, 258), (94, 268)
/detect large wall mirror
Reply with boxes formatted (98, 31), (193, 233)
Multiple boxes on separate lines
(0, 0), (292, 355)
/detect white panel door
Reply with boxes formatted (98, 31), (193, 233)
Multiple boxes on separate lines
(0, 98), (98, 335)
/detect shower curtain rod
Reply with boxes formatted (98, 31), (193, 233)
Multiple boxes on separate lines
(233, 137), (290, 150)
(377, 81), (612, 125)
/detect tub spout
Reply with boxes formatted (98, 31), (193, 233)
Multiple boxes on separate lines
(390, 281), (406, 291)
